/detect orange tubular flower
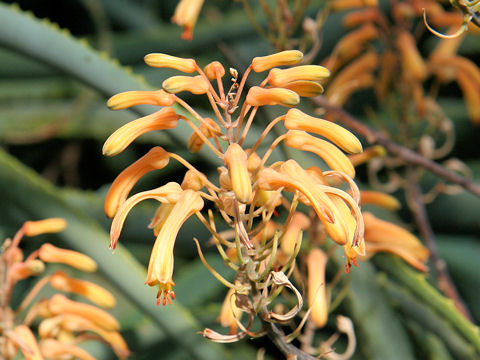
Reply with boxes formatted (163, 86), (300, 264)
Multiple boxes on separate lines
(267, 65), (330, 87)
(144, 53), (197, 72)
(224, 143), (252, 203)
(23, 218), (67, 237)
(330, 0), (378, 11)
(107, 90), (176, 110)
(281, 80), (325, 97)
(203, 61), (225, 80)
(257, 162), (353, 246)
(218, 288), (243, 334)
(13, 325), (43, 360)
(359, 190), (401, 210)
(38, 244), (97, 272)
(396, 30), (427, 81)
(284, 108), (363, 154)
(251, 50), (304, 72)
(102, 107), (180, 156)
(48, 294), (120, 331)
(110, 182), (184, 249)
(40, 339), (95, 360)
(186, 117), (221, 153)
(162, 75), (209, 94)
(245, 86), (300, 107)
(284, 130), (356, 178)
(104, 147), (170, 218)
(307, 248), (329, 328)
(280, 212), (310, 257)
(56, 314), (129, 358)
(171, 0), (205, 40)
(145, 190), (204, 305)
(49, 271), (116, 308)
(362, 212), (429, 272)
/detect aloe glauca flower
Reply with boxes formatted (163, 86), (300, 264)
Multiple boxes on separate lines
(251, 50), (304, 72)
(307, 248), (329, 328)
(103, 107), (179, 156)
(13, 325), (43, 360)
(362, 212), (429, 271)
(107, 89), (176, 110)
(224, 143), (252, 203)
(146, 190), (204, 305)
(49, 271), (116, 308)
(1, 220), (128, 359)
(103, 50), (369, 312)
(23, 218), (67, 237)
(104, 146), (170, 218)
(284, 108), (363, 154)
(245, 86), (300, 107)
(38, 244), (97, 272)
(171, 0), (205, 40)
(267, 65), (331, 87)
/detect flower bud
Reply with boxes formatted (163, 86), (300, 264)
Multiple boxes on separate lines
(281, 80), (324, 97)
(307, 248), (328, 328)
(144, 53), (196, 72)
(103, 107), (179, 156)
(268, 65), (330, 87)
(104, 147), (170, 218)
(13, 325), (43, 360)
(203, 61), (225, 80)
(251, 50), (303, 72)
(224, 143), (252, 203)
(40, 339), (95, 360)
(162, 75), (209, 94)
(107, 90), (176, 110)
(39, 244), (97, 272)
(23, 218), (67, 237)
(360, 191), (401, 210)
(396, 30), (427, 81)
(171, 0), (205, 40)
(49, 294), (120, 331)
(245, 86), (299, 107)
(285, 130), (355, 178)
(284, 109), (362, 154)
(50, 271), (116, 308)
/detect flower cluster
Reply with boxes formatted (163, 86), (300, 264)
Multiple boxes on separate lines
(103, 49), (429, 351)
(0, 218), (129, 359)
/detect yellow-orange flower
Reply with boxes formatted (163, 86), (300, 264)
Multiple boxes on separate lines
(107, 89), (176, 110)
(362, 212), (429, 271)
(245, 86), (300, 107)
(102, 107), (180, 156)
(38, 244), (97, 272)
(145, 190), (204, 305)
(284, 108), (363, 154)
(144, 53), (197, 72)
(104, 147), (170, 218)
(224, 143), (252, 203)
(171, 0), (205, 40)
(251, 50), (303, 72)
(23, 218), (67, 237)
(307, 248), (328, 328)
(284, 130), (356, 178)
(49, 271), (116, 308)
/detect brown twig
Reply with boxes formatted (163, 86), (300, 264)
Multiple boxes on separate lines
(312, 96), (480, 198)
(405, 166), (473, 321)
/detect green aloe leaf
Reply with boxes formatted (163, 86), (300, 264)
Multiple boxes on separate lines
(338, 255), (416, 360)
(375, 254), (480, 354)
(0, 2), (219, 165)
(0, 148), (226, 360)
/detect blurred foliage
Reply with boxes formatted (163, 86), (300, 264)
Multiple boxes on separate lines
(0, 0), (479, 359)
